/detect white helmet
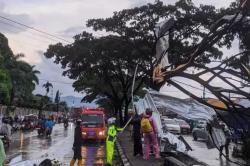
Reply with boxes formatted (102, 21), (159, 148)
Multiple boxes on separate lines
(107, 117), (116, 125)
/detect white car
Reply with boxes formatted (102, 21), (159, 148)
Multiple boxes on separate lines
(174, 119), (191, 134)
(162, 118), (181, 134)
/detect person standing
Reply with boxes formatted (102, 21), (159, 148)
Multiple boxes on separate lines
(70, 119), (82, 166)
(219, 125), (231, 158)
(0, 119), (11, 138)
(141, 109), (160, 160)
(131, 113), (143, 156)
(106, 117), (123, 166)
(0, 138), (6, 166)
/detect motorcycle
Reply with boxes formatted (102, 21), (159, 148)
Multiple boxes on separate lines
(12, 122), (20, 132)
(0, 134), (10, 148)
(37, 124), (45, 136)
(45, 128), (52, 137)
(21, 121), (31, 131)
(64, 122), (69, 129)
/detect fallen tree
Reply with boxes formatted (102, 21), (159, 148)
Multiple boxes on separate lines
(153, 0), (250, 164)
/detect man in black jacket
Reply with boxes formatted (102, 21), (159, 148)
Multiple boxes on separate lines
(70, 119), (82, 166)
(131, 113), (143, 156)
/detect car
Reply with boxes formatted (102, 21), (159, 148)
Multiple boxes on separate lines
(174, 119), (191, 134)
(197, 120), (207, 128)
(162, 118), (181, 134)
(192, 125), (209, 141)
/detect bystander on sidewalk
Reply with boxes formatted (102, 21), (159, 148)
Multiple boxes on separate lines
(118, 129), (163, 166)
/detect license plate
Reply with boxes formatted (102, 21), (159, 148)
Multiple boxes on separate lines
(88, 131), (95, 136)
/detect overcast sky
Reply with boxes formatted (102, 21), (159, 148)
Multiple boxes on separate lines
(0, 0), (236, 99)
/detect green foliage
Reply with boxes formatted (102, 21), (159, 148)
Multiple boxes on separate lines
(31, 93), (68, 112)
(0, 33), (40, 107)
(215, 1), (250, 68)
(87, 0), (224, 67)
(58, 101), (68, 112)
(55, 90), (60, 104)
(45, 32), (146, 123)
(9, 59), (40, 106)
(0, 69), (12, 104)
(45, 0), (248, 122)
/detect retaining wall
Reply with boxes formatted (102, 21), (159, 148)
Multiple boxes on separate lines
(0, 105), (56, 117)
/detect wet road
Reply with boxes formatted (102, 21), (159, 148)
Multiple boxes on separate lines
(6, 123), (106, 166)
(183, 135), (246, 166)
(80, 144), (105, 166)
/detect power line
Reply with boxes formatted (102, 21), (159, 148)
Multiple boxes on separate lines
(0, 15), (72, 44)
(0, 19), (60, 44)
(0, 22), (58, 49)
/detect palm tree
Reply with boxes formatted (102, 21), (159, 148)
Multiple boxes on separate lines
(27, 65), (40, 89)
(43, 81), (53, 96)
(8, 55), (40, 105)
(0, 34), (41, 106)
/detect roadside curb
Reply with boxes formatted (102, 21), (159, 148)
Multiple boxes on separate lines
(117, 140), (131, 166)
(186, 155), (209, 166)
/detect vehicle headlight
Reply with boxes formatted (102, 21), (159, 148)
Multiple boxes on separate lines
(98, 131), (104, 136)
(82, 132), (87, 136)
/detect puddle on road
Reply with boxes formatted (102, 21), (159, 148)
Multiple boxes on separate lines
(81, 144), (105, 166)
(6, 125), (109, 166)
(6, 125), (70, 162)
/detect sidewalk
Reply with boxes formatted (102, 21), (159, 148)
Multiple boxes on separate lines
(118, 130), (247, 166)
(118, 130), (163, 166)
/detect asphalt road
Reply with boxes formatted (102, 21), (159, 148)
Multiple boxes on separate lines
(6, 123), (106, 166)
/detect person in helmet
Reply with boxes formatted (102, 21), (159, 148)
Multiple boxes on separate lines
(44, 117), (55, 136)
(106, 117), (123, 166)
(70, 119), (82, 166)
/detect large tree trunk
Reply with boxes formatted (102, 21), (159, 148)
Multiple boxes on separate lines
(111, 98), (125, 126)
(124, 100), (130, 123)
(112, 107), (116, 116)
(118, 107), (123, 126)
(112, 101), (123, 126)
(10, 88), (15, 106)
(113, 104), (120, 118)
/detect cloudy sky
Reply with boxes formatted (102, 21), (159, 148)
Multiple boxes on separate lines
(0, 0), (236, 99)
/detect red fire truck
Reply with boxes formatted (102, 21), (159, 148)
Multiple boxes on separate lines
(81, 108), (107, 141)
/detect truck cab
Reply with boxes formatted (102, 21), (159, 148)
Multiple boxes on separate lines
(81, 108), (107, 141)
